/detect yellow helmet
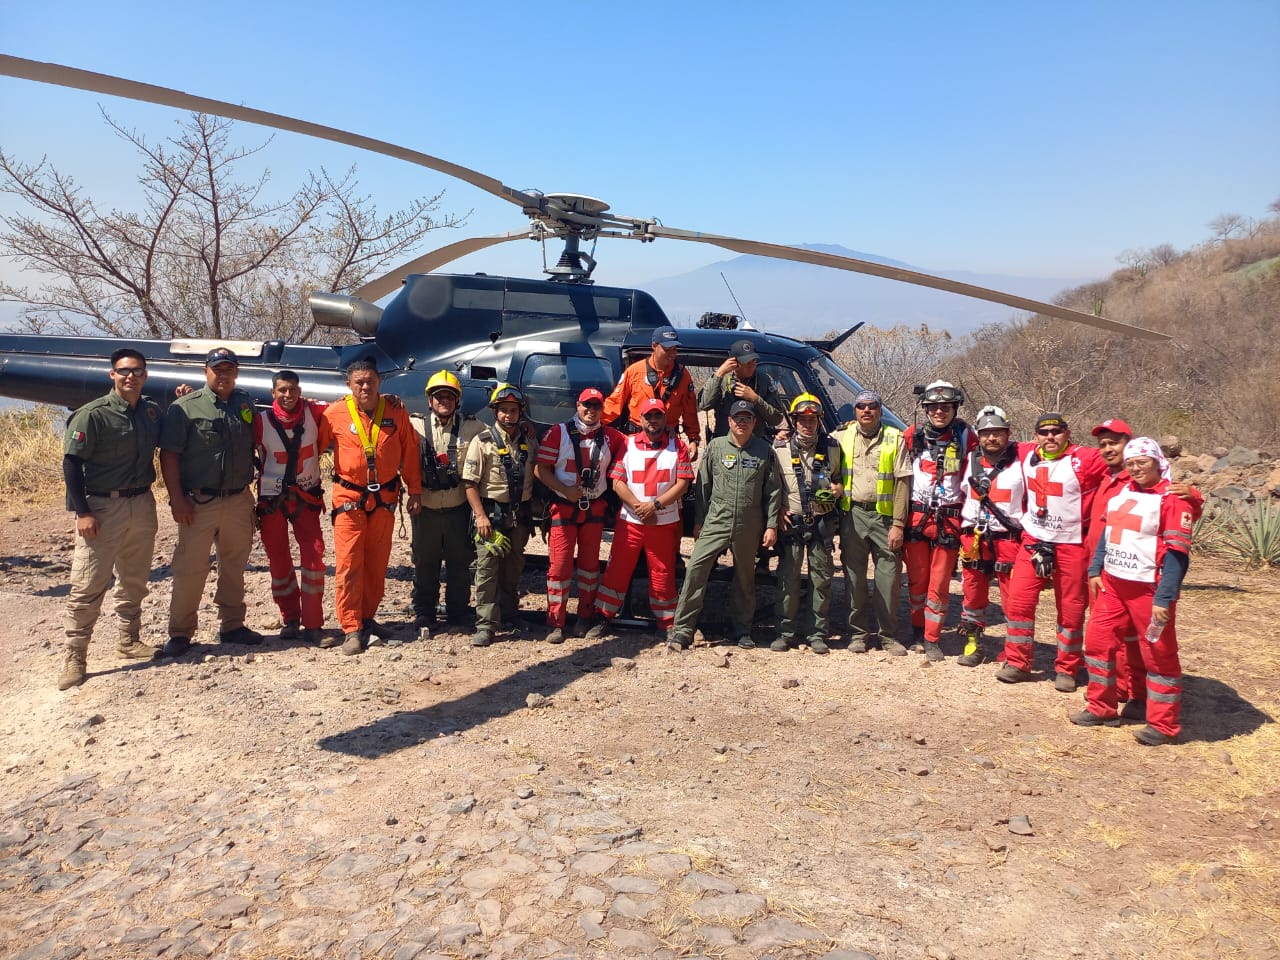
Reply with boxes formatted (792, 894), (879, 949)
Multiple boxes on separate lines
(488, 383), (526, 408)
(426, 369), (462, 398)
(789, 392), (823, 416)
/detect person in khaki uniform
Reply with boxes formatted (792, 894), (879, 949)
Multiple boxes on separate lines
(158, 348), (262, 657)
(58, 348), (163, 690)
(835, 389), (912, 655)
(410, 370), (483, 632)
(771, 394), (843, 655)
(463, 383), (537, 647)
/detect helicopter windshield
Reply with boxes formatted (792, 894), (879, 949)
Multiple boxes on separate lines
(808, 355), (906, 430)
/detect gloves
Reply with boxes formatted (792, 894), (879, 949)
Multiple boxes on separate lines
(812, 487), (836, 506)
(475, 529), (513, 557)
(1030, 541), (1056, 578)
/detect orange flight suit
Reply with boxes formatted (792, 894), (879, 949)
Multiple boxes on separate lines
(603, 357), (701, 443)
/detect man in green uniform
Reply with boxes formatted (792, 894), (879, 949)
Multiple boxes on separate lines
(410, 370), (484, 632)
(669, 399), (782, 649)
(463, 383), (538, 647)
(698, 338), (785, 440)
(158, 347), (263, 656)
(771, 393), (843, 655)
(835, 389), (912, 655)
(58, 348), (163, 690)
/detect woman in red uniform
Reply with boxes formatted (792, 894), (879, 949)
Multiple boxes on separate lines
(1070, 438), (1193, 745)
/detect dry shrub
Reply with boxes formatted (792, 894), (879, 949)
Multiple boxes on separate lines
(0, 405), (65, 505)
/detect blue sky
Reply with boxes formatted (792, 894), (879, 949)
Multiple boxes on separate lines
(2, 0), (1278, 298)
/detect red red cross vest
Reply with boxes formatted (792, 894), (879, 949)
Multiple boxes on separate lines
(257, 404), (322, 497)
(616, 434), (683, 526)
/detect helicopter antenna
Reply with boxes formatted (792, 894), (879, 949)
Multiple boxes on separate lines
(720, 272), (752, 329)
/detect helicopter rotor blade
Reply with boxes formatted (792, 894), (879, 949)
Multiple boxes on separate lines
(645, 226), (1171, 342)
(353, 229), (538, 302)
(0, 55), (544, 215)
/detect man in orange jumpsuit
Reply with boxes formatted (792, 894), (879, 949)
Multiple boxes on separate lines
(603, 325), (700, 459)
(322, 359), (422, 655)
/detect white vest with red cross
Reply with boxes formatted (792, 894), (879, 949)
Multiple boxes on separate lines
(907, 425), (970, 509)
(961, 451), (1026, 533)
(539, 422), (614, 499)
(1019, 448), (1085, 543)
(1101, 489), (1164, 582)
(618, 435), (682, 526)
(257, 405), (322, 497)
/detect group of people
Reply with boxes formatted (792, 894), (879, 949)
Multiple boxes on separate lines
(59, 329), (1199, 746)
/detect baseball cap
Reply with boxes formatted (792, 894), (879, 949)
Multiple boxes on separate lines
(1035, 413), (1069, 432)
(730, 338), (757, 362)
(729, 399), (756, 418)
(578, 387), (605, 405)
(205, 347), (239, 367)
(1091, 417), (1134, 438)
(651, 325), (683, 348)
(639, 397), (667, 416)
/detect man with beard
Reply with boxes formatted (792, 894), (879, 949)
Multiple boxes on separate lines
(771, 394), (842, 654)
(667, 400), (782, 650)
(254, 371), (331, 645)
(902, 381), (976, 661)
(595, 398), (695, 641)
(534, 388), (626, 643)
(603, 325), (700, 459)
(997, 414), (1107, 691)
(699, 338), (785, 440)
(410, 370), (484, 633)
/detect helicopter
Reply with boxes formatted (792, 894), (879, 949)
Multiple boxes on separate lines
(0, 55), (1172, 437)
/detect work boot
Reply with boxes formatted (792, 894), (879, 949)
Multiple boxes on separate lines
(666, 633), (692, 652)
(160, 636), (192, 658)
(472, 628), (493, 648)
(736, 635), (756, 649)
(340, 632), (365, 656)
(219, 626), (263, 646)
(279, 620), (301, 640)
(770, 638), (790, 652)
(1053, 672), (1078, 693)
(1134, 725), (1174, 746)
(883, 640), (908, 657)
(317, 631), (342, 649)
(116, 638), (156, 660)
(847, 638), (867, 654)
(809, 638), (830, 655)
(957, 624), (984, 667)
(301, 628), (325, 645)
(546, 627), (565, 645)
(996, 663), (1034, 683)
(924, 642), (945, 662)
(579, 617), (610, 640)
(1069, 709), (1120, 728)
(362, 619), (392, 645)
(1119, 700), (1147, 722)
(57, 651), (88, 691)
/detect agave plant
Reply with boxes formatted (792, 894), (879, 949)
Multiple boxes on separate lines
(1215, 499), (1280, 567)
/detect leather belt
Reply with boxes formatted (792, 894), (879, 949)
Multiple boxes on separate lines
(848, 500), (878, 512)
(188, 486), (246, 498)
(87, 486), (151, 499)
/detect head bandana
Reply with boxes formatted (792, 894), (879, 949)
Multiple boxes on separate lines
(1123, 436), (1171, 479)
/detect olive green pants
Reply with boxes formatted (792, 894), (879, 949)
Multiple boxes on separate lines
(775, 533), (835, 645)
(474, 521), (531, 630)
(672, 517), (763, 640)
(839, 506), (902, 643)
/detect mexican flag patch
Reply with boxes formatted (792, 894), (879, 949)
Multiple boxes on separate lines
(71, 430), (85, 442)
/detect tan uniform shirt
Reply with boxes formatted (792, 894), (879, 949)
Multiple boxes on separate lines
(412, 413), (484, 510)
(462, 423), (538, 503)
(773, 436), (841, 517)
(838, 425), (912, 506)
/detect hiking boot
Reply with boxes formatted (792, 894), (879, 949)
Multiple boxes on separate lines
(301, 628), (325, 645)
(770, 638), (790, 652)
(1053, 672), (1078, 693)
(472, 629), (493, 648)
(1070, 709), (1120, 728)
(546, 627), (565, 645)
(809, 638), (830, 655)
(579, 618), (610, 640)
(957, 649), (984, 667)
(883, 640), (908, 657)
(925, 642), (945, 662)
(219, 626), (263, 646)
(57, 653), (87, 691)
(279, 620), (301, 640)
(116, 639), (156, 660)
(736, 635), (756, 649)
(847, 638), (867, 654)
(160, 636), (192, 658)
(1134, 725), (1174, 746)
(340, 632), (365, 656)
(1119, 700), (1147, 722)
(666, 633), (692, 652)
(317, 631), (343, 649)
(996, 663), (1034, 683)
(362, 619), (392, 645)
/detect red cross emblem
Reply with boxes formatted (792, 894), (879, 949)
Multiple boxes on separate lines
(1028, 465), (1064, 510)
(274, 442), (315, 465)
(970, 478), (1014, 503)
(1106, 498), (1146, 544)
(632, 457), (671, 496)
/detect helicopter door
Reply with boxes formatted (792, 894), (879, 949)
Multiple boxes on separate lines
(518, 353), (615, 430)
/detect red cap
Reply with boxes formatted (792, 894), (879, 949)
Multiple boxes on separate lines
(578, 387), (605, 404)
(1091, 418), (1134, 438)
(639, 397), (666, 415)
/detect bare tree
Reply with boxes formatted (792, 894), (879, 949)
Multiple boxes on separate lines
(1207, 213), (1249, 244)
(831, 323), (956, 419)
(0, 111), (462, 341)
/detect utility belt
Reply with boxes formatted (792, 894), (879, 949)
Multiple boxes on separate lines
(331, 474), (401, 518)
(785, 511), (837, 546)
(187, 486), (247, 504)
(844, 500), (879, 513)
(480, 497), (532, 532)
(258, 484), (324, 520)
(906, 502), (962, 547)
(87, 486), (151, 499)
(550, 491), (610, 526)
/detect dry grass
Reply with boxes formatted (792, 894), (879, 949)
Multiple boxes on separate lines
(0, 405), (65, 505)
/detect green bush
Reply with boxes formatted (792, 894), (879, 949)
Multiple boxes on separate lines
(1201, 499), (1280, 567)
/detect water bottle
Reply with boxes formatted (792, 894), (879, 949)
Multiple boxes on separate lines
(1144, 620), (1164, 644)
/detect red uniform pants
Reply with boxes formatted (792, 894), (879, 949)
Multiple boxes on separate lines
(1083, 574), (1182, 737)
(596, 519), (681, 630)
(1000, 539), (1089, 675)
(259, 503), (326, 630)
(546, 500), (608, 627)
(904, 514), (960, 646)
(332, 506), (395, 634)
(958, 532), (1019, 629)
(1087, 570), (1135, 701)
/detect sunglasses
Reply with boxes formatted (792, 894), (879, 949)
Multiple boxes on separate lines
(113, 367), (145, 377)
(731, 414), (756, 423)
(923, 403), (952, 412)
(579, 400), (604, 408)
(1036, 428), (1066, 437)
(854, 403), (880, 411)
(642, 412), (665, 421)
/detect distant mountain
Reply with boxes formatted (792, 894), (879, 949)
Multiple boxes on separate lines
(639, 244), (1093, 337)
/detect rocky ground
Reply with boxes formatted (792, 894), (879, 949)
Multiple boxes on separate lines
(1, 496), (1278, 960)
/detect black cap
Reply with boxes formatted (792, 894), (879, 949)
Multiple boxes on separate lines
(205, 347), (239, 367)
(1035, 413), (1068, 431)
(730, 339), (757, 362)
(729, 399), (756, 417)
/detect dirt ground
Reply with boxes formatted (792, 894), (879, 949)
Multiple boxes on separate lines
(1, 493), (1277, 960)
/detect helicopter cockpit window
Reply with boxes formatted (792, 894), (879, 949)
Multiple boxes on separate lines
(809, 355), (906, 430)
(520, 354), (615, 426)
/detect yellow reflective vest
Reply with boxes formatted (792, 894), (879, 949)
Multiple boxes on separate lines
(838, 425), (902, 517)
